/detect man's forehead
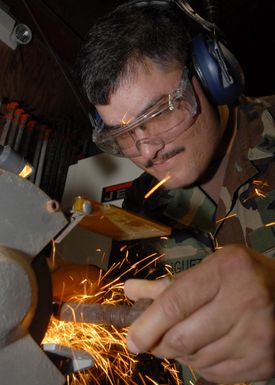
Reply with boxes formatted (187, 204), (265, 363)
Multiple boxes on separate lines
(96, 61), (182, 126)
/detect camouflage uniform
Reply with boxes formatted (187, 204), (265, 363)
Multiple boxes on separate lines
(122, 95), (275, 384)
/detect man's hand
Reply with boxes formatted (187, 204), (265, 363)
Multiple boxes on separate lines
(124, 245), (275, 384)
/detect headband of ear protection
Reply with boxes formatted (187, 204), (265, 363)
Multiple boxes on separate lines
(116, 0), (245, 105)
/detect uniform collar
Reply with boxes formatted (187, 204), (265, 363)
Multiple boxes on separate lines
(216, 97), (275, 218)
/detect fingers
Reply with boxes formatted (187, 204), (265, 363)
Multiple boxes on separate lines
(125, 245), (275, 383)
(124, 276), (171, 300)
(150, 296), (235, 359)
(195, 356), (273, 384)
(151, 291), (274, 383)
(126, 257), (221, 354)
(193, 359), (248, 384)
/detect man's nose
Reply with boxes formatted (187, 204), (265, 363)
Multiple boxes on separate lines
(136, 137), (165, 159)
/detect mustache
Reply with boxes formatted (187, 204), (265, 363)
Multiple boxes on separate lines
(144, 146), (185, 169)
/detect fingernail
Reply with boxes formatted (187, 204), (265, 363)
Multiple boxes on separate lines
(126, 337), (140, 354)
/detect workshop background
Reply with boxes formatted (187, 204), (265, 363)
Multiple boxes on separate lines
(0, 0), (274, 204)
(0, 1), (274, 384)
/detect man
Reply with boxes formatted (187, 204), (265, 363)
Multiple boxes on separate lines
(78, 1), (275, 383)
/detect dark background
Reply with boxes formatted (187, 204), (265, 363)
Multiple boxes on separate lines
(3, 0), (275, 97)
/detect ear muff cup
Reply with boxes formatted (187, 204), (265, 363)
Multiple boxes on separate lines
(192, 33), (244, 105)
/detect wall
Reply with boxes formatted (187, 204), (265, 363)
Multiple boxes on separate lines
(0, 36), (86, 121)
(0, 35), (90, 201)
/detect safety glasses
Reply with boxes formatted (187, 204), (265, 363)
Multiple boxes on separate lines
(91, 67), (197, 157)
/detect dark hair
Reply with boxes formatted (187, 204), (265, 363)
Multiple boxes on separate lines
(78, 2), (196, 105)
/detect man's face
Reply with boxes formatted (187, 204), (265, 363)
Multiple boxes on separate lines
(96, 59), (224, 189)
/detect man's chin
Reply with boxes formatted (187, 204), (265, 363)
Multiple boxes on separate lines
(164, 179), (191, 190)
(155, 172), (196, 190)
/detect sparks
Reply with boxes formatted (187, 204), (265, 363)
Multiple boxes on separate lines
(252, 180), (269, 187)
(242, 179), (269, 203)
(254, 187), (266, 198)
(43, 316), (135, 385)
(121, 112), (131, 126)
(51, 240), (56, 268)
(44, 246), (180, 385)
(216, 213), (237, 224)
(162, 359), (182, 385)
(145, 375), (159, 385)
(265, 221), (275, 227)
(43, 264), (136, 385)
(144, 176), (171, 199)
(208, 232), (223, 251)
(188, 366), (198, 383)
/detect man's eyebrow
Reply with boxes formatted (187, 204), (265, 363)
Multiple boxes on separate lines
(104, 93), (167, 130)
(138, 93), (166, 116)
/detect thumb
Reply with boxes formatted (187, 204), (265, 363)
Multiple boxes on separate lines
(124, 277), (171, 301)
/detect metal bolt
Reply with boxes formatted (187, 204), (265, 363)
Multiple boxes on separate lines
(82, 201), (93, 215)
(46, 200), (60, 213)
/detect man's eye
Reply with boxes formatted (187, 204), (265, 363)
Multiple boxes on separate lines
(119, 132), (130, 140)
(151, 110), (163, 119)
(151, 110), (165, 118)
(153, 109), (171, 122)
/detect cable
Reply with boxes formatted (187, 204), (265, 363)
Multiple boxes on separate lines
(40, 0), (83, 41)
(201, 0), (220, 24)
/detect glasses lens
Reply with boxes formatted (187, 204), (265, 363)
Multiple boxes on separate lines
(93, 72), (197, 157)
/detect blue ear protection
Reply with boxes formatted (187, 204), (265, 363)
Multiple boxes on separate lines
(118, 0), (245, 105)
(191, 33), (244, 104)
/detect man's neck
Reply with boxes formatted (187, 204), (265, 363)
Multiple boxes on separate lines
(201, 151), (231, 203)
(201, 105), (237, 203)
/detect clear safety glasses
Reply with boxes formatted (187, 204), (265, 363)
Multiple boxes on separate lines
(91, 67), (198, 157)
